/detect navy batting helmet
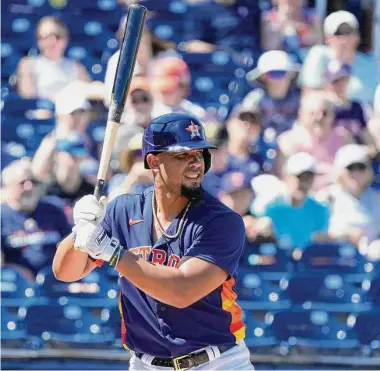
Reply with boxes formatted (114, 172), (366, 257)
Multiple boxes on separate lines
(142, 113), (217, 173)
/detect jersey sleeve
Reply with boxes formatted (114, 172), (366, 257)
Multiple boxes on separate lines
(185, 212), (245, 276)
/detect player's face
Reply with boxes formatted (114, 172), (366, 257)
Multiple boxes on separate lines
(156, 150), (205, 196)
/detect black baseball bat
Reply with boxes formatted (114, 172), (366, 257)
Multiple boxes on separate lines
(94, 4), (147, 200)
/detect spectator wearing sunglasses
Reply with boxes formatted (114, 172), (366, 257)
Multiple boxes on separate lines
(326, 144), (380, 252)
(300, 10), (379, 105)
(278, 91), (354, 191)
(240, 51), (301, 136)
(249, 152), (330, 250)
(1, 158), (72, 278)
(16, 16), (91, 101)
(323, 60), (376, 151)
(151, 57), (206, 121)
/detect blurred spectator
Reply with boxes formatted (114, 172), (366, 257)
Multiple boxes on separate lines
(226, 109), (279, 180)
(368, 84), (380, 150)
(278, 91), (354, 191)
(104, 15), (177, 108)
(32, 132), (100, 206)
(300, 10), (380, 104)
(325, 144), (380, 255)
(108, 133), (153, 201)
(261, 0), (323, 55)
(250, 152), (330, 249)
(242, 51), (300, 135)
(151, 57), (206, 120)
(323, 59), (376, 149)
(1, 158), (72, 278)
(183, 0), (261, 55)
(16, 16), (91, 100)
(218, 171), (253, 216)
(112, 77), (156, 157)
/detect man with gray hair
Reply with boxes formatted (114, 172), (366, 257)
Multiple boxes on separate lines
(1, 158), (72, 278)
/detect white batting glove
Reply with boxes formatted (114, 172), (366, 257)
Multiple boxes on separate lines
(73, 223), (120, 262)
(73, 195), (108, 226)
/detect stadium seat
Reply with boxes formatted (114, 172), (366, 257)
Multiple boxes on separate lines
(241, 242), (291, 280)
(284, 274), (371, 312)
(1, 266), (36, 308)
(1, 306), (26, 349)
(24, 303), (115, 349)
(35, 266), (118, 307)
(350, 309), (380, 355)
(243, 311), (277, 351)
(367, 276), (380, 306)
(1, 94), (55, 118)
(295, 242), (367, 281)
(269, 309), (360, 355)
(2, 117), (55, 157)
(236, 271), (290, 311)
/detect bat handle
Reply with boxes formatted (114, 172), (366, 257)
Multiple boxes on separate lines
(94, 179), (105, 200)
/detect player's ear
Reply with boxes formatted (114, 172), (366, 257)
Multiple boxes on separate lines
(146, 153), (159, 170)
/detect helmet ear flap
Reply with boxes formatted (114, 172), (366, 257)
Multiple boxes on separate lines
(203, 149), (211, 174)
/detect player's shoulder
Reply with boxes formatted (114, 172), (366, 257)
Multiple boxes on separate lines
(108, 186), (153, 211)
(196, 190), (244, 227)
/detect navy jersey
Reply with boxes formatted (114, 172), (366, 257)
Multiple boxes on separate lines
(1, 196), (72, 275)
(333, 100), (367, 139)
(100, 187), (246, 358)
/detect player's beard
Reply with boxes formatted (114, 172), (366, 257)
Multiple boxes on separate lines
(180, 184), (202, 202)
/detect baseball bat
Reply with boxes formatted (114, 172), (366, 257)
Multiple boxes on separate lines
(94, 4), (147, 200)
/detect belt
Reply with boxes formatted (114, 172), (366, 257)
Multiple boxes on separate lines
(135, 344), (235, 370)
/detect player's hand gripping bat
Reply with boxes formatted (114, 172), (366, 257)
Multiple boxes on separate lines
(94, 4), (147, 200)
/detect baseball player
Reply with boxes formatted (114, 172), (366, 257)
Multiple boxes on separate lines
(54, 113), (254, 370)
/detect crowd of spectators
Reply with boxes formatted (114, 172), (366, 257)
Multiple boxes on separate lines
(1, 0), (380, 287)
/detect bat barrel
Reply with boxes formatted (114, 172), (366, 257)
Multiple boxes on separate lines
(94, 4), (147, 200)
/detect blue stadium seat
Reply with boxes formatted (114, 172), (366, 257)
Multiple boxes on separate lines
(295, 242), (367, 281)
(1, 306), (26, 348)
(243, 311), (277, 351)
(236, 271), (290, 311)
(24, 304), (115, 349)
(1, 266), (36, 308)
(269, 309), (360, 355)
(284, 274), (370, 312)
(2, 17), (36, 50)
(367, 277), (380, 306)
(35, 266), (117, 307)
(242, 242), (291, 280)
(350, 309), (380, 355)
(87, 120), (106, 143)
(1, 94), (55, 118)
(2, 117), (55, 157)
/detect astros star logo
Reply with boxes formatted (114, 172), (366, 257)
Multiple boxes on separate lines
(185, 121), (201, 139)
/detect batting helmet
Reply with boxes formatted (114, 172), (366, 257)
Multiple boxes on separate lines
(142, 113), (217, 173)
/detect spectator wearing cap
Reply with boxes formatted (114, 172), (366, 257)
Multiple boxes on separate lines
(218, 171), (253, 216)
(278, 91), (354, 191)
(225, 109), (280, 181)
(261, 0), (323, 54)
(16, 17), (92, 101)
(323, 59), (376, 150)
(300, 10), (379, 105)
(241, 50), (300, 136)
(151, 57), (206, 120)
(1, 158), (72, 278)
(324, 144), (380, 256)
(250, 152), (330, 250)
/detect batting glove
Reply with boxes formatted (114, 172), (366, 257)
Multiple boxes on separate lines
(73, 223), (120, 263)
(73, 195), (108, 226)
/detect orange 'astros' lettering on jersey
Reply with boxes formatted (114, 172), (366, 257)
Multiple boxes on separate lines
(128, 246), (180, 268)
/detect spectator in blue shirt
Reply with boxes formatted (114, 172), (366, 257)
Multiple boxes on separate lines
(251, 152), (330, 249)
(1, 158), (72, 278)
